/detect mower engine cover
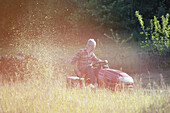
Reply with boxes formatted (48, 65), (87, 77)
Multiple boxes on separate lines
(98, 68), (134, 89)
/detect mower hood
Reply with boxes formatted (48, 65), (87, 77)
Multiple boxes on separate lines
(105, 69), (129, 77)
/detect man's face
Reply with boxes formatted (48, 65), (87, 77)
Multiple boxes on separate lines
(88, 45), (96, 52)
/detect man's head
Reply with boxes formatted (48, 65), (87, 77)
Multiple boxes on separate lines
(86, 39), (96, 52)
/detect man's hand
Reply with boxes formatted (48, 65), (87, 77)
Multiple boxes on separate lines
(104, 60), (108, 64)
(76, 71), (81, 76)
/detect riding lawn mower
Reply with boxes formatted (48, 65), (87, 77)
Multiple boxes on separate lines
(67, 61), (134, 90)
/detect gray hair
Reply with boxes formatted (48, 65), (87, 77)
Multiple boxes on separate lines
(86, 39), (96, 47)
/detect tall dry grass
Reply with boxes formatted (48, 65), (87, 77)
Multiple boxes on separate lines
(0, 75), (169, 113)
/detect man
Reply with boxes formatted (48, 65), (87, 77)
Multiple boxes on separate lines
(71, 39), (107, 87)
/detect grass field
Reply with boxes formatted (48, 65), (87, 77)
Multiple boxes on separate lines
(0, 38), (170, 113)
(0, 76), (169, 113)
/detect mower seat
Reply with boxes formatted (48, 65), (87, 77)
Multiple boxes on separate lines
(66, 76), (84, 88)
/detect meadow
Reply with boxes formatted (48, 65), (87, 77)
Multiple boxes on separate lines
(0, 37), (170, 113)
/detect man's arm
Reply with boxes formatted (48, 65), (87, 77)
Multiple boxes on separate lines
(92, 53), (108, 64)
(91, 53), (102, 63)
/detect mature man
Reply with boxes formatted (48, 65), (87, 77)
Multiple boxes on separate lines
(71, 39), (107, 87)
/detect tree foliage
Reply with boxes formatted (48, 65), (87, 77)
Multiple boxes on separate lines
(69, 0), (170, 40)
(0, 0), (170, 43)
(136, 11), (170, 55)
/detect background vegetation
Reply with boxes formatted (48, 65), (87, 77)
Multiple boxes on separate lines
(0, 0), (170, 71)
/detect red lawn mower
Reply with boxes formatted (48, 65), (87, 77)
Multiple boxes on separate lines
(67, 61), (134, 90)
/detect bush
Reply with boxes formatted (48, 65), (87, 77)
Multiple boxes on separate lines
(135, 11), (170, 55)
